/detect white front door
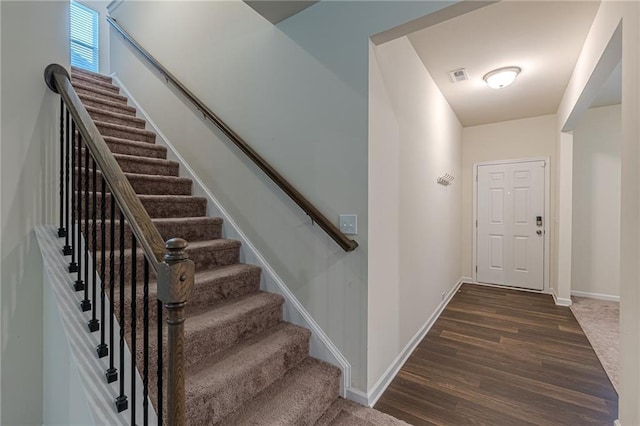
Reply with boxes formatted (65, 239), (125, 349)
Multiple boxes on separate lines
(476, 160), (545, 290)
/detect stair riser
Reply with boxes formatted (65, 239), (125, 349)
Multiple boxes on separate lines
(96, 241), (240, 286)
(83, 218), (221, 250)
(188, 334), (311, 424)
(77, 150), (179, 176)
(71, 68), (112, 83)
(87, 109), (146, 129)
(115, 268), (261, 329)
(101, 139), (167, 159)
(83, 169), (192, 196)
(118, 296), (282, 372)
(74, 192), (207, 219)
(79, 96), (136, 117)
(74, 85), (128, 105)
(71, 76), (120, 93)
(95, 122), (156, 143)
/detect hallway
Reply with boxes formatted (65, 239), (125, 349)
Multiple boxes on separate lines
(375, 284), (617, 425)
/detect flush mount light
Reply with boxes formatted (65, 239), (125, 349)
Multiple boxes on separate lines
(483, 66), (521, 89)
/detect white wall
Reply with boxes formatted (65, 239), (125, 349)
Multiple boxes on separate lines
(367, 41), (401, 393)
(109, 0), (455, 392)
(554, 1), (639, 423)
(0, 1), (69, 423)
(572, 104), (621, 298)
(368, 36), (462, 393)
(462, 115), (557, 282)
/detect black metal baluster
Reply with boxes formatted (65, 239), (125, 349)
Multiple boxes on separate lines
(74, 131), (84, 290)
(58, 98), (66, 238)
(69, 121), (78, 272)
(143, 258), (149, 426)
(97, 176), (108, 358)
(81, 144), (91, 312)
(88, 159), (99, 330)
(157, 299), (163, 426)
(106, 193), (117, 383)
(63, 109), (72, 256)
(131, 236), (137, 425)
(115, 211), (128, 412)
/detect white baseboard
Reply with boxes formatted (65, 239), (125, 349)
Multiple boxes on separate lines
(361, 277), (464, 407)
(571, 290), (620, 302)
(614, 420), (621, 426)
(551, 290), (572, 306)
(345, 388), (369, 407)
(112, 75), (352, 396)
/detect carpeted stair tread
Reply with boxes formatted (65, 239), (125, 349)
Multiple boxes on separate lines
(189, 264), (262, 306)
(83, 168), (191, 195)
(220, 357), (341, 425)
(102, 135), (167, 159)
(91, 216), (222, 250)
(316, 399), (410, 426)
(152, 216), (222, 239)
(77, 192), (207, 218)
(73, 81), (128, 104)
(78, 93), (137, 117)
(119, 263), (262, 327)
(137, 194), (207, 218)
(71, 74), (120, 93)
(71, 66), (112, 83)
(113, 152), (178, 176)
(181, 291), (285, 368)
(85, 104), (146, 129)
(94, 120), (156, 143)
(99, 238), (242, 284)
(80, 151), (178, 176)
(185, 322), (311, 425)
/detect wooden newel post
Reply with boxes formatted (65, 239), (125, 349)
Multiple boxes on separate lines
(157, 238), (195, 426)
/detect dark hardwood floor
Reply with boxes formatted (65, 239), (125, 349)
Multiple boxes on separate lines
(375, 284), (618, 426)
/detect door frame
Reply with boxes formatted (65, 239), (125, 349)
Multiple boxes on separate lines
(472, 157), (551, 293)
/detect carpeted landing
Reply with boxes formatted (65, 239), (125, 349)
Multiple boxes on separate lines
(570, 296), (620, 393)
(71, 66), (405, 425)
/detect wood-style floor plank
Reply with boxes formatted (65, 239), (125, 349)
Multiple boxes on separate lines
(375, 284), (618, 425)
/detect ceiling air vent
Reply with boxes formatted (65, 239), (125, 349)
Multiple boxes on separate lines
(449, 68), (469, 83)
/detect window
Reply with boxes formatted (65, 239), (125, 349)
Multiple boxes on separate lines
(70, 1), (99, 72)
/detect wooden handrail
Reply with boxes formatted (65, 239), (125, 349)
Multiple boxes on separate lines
(45, 64), (166, 269)
(106, 16), (359, 252)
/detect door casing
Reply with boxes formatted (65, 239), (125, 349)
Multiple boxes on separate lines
(472, 157), (551, 293)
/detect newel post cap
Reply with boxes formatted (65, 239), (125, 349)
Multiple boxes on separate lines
(164, 238), (188, 263)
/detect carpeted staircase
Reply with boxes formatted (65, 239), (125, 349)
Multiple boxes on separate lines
(71, 66), (407, 426)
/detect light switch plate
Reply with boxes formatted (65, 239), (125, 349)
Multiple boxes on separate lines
(339, 214), (357, 235)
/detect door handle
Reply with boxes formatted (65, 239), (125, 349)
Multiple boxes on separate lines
(536, 230), (543, 235)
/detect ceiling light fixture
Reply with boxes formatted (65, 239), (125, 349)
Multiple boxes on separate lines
(483, 66), (521, 89)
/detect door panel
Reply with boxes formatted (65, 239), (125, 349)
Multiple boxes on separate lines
(477, 161), (545, 290)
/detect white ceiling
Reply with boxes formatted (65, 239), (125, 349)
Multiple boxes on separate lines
(407, 1), (602, 127)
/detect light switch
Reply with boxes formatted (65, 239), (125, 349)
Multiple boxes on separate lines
(339, 214), (357, 235)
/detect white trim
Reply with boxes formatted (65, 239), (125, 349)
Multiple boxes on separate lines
(571, 290), (620, 302)
(552, 291), (573, 307)
(106, 0), (124, 14)
(345, 388), (369, 407)
(614, 420), (622, 426)
(363, 278), (464, 407)
(467, 280), (550, 295)
(111, 74), (352, 396)
(472, 157), (551, 293)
